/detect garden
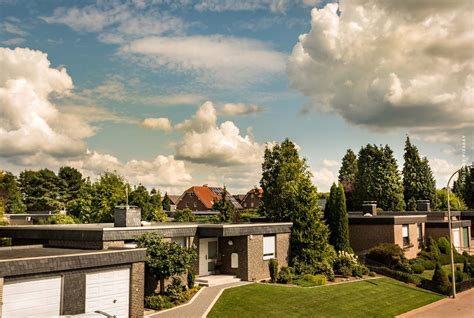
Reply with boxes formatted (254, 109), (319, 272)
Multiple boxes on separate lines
(365, 237), (474, 295)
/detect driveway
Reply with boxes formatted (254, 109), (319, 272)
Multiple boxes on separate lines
(398, 288), (474, 318)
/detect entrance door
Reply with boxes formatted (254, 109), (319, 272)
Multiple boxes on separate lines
(453, 228), (461, 252)
(199, 238), (218, 276)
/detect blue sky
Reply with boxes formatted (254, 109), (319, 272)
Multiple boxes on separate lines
(0, 0), (472, 193)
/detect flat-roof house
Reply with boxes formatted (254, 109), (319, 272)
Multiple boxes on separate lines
(0, 245), (145, 318)
(176, 185), (243, 211)
(0, 207), (291, 285)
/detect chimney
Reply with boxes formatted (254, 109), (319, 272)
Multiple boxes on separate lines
(416, 200), (431, 212)
(114, 205), (141, 227)
(362, 201), (377, 215)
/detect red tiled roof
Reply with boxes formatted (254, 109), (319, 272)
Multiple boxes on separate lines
(183, 186), (221, 209)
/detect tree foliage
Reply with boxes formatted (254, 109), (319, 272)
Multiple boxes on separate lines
(136, 233), (197, 293)
(0, 171), (26, 214)
(19, 169), (62, 212)
(212, 186), (234, 222)
(129, 185), (166, 222)
(162, 192), (172, 211)
(453, 166), (474, 209)
(402, 137), (436, 209)
(325, 182), (351, 252)
(435, 189), (467, 211)
(338, 149), (358, 183)
(353, 144), (405, 211)
(58, 166), (83, 203)
(260, 139), (334, 274)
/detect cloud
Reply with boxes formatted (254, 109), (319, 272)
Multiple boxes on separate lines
(322, 159), (338, 168)
(287, 0), (474, 148)
(121, 35), (286, 85)
(141, 117), (173, 131)
(42, 2), (185, 40)
(0, 38), (25, 45)
(143, 94), (204, 106)
(429, 158), (461, 188)
(1, 21), (28, 36)
(312, 167), (337, 192)
(220, 103), (264, 116)
(194, 0), (289, 13)
(175, 101), (264, 166)
(0, 47), (86, 158)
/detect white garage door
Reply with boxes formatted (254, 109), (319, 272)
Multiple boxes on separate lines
(85, 268), (130, 318)
(2, 277), (61, 318)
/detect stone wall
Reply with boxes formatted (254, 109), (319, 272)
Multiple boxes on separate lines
(62, 272), (86, 315)
(247, 233), (290, 281)
(130, 262), (145, 318)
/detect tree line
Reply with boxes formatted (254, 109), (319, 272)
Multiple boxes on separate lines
(0, 167), (168, 223)
(338, 136), (473, 212)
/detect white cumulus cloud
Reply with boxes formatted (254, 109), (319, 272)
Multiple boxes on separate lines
(141, 117), (173, 131)
(220, 103), (264, 116)
(175, 101), (264, 166)
(288, 0), (474, 150)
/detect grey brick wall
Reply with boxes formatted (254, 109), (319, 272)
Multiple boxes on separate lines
(218, 236), (249, 280)
(62, 272), (86, 315)
(130, 262), (145, 318)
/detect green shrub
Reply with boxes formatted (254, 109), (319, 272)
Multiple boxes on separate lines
(437, 237), (451, 254)
(166, 277), (186, 303)
(339, 266), (352, 278)
(421, 259), (435, 270)
(426, 237), (441, 260)
(301, 274), (327, 286)
(449, 269), (465, 284)
(368, 271), (376, 277)
(432, 262), (450, 293)
(367, 243), (407, 268)
(411, 263), (425, 274)
(173, 209), (196, 222)
(145, 295), (173, 310)
(370, 266), (422, 285)
(333, 251), (359, 273)
(268, 258), (278, 283)
(39, 214), (76, 224)
(277, 266), (294, 284)
(352, 264), (369, 278)
(187, 271), (195, 289)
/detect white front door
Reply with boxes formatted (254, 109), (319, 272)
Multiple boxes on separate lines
(85, 268), (130, 318)
(199, 238), (219, 276)
(453, 228), (461, 252)
(2, 277), (62, 318)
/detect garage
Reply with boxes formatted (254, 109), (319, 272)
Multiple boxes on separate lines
(2, 277), (62, 318)
(85, 268), (130, 318)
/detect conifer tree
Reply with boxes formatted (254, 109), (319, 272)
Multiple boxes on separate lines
(453, 166), (474, 209)
(402, 137), (436, 209)
(162, 192), (172, 211)
(338, 149), (358, 211)
(260, 139), (334, 274)
(325, 182), (351, 252)
(354, 144), (405, 211)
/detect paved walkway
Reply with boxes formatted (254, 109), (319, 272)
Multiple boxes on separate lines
(146, 281), (251, 318)
(397, 288), (474, 318)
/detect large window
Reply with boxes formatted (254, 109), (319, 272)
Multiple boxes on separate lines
(417, 223), (423, 244)
(263, 235), (276, 260)
(402, 225), (410, 246)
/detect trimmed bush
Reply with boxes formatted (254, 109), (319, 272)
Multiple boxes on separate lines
(367, 243), (407, 268)
(426, 237), (441, 260)
(187, 271), (195, 289)
(145, 295), (173, 310)
(277, 266), (294, 284)
(411, 263), (425, 274)
(437, 237), (451, 254)
(268, 258), (278, 283)
(368, 271), (376, 277)
(421, 259), (435, 270)
(339, 266), (352, 278)
(301, 274), (326, 286)
(432, 262), (450, 294)
(173, 209), (196, 222)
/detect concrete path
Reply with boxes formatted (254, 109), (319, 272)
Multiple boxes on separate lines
(146, 281), (251, 318)
(397, 288), (474, 318)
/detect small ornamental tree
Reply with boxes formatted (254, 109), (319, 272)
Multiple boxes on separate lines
(432, 262), (450, 293)
(212, 186), (234, 222)
(137, 233), (197, 293)
(173, 208), (196, 222)
(325, 183), (351, 252)
(162, 193), (172, 211)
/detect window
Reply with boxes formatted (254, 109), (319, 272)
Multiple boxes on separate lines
(250, 202), (254, 208)
(263, 235), (276, 260)
(417, 223), (423, 243)
(402, 224), (410, 246)
(171, 237), (187, 247)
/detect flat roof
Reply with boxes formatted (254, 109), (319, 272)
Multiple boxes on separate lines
(0, 245), (146, 277)
(348, 214), (427, 225)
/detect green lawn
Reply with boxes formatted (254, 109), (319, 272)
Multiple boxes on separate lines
(208, 278), (443, 318)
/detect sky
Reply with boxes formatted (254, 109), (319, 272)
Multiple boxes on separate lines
(0, 0), (473, 194)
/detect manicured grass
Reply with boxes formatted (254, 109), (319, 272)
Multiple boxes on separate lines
(208, 278), (443, 318)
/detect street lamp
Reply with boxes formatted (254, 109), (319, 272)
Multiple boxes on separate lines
(446, 163), (474, 299)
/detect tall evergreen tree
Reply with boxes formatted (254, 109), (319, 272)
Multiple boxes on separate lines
(402, 137), (436, 209)
(162, 192), (172, 211)
(338, 149), (358, 211)
(354, 144), (405, 211)
(0, 171), (26, 214)
(58, 166), (84, 204)
(19, 169), (62, 212)
(260, 139), (334, 274)
(453, 166), (474, 209)
(325, 182), (351, 252)
(212, 186), (234, 222)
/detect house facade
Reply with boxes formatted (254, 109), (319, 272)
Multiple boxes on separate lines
(176, 185), (243, 211)
(240, 188), (263, 210)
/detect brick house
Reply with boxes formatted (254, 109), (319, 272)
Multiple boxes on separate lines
(176, 185), (243, 211)
(240, 188), (263, 210)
